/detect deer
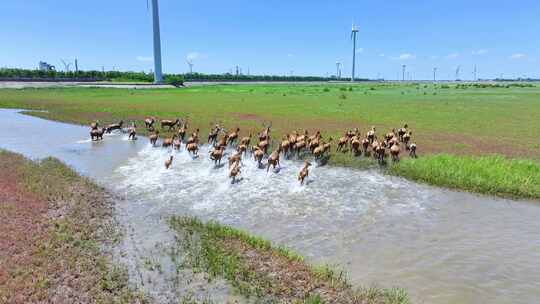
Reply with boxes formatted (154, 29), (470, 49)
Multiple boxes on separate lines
(298, 161), (311, 185)
(385, 129), (397, 143)
(240, 133), (252, 146)
(186, 142), (198, 156)
(350, 136), (361, 156)
(228, 151), (242, 168)
(296, 130), (308, 143)
(217, 134), (230, 149)
(162, 135), (176, 148)
(367, 126), (376, 144)
(409, 143), (417, 158)
(258, 122), (272, 142)
(257, 139), (270, 155)
(173, 136), (182, 150)
(288, 131), (299, 146)
(375, 143), (386, 165)
(390, 142), (400, 162)
(90, 127), (105, 141)
(164, 155), (174, 169)
(90, 121), (99, 130)
(160, 118), (180, 131)
(177, 121), (188, 142)
(398, 124), (408, 142)
(105, 120), (123, 133)
(266, 146), (282, 173)
(336, 132), (351, 152)
(403, 131), (412, 150)
(237, 144), (248, 155)
(149, 130), (159, 146)
(280, 136), (291, 158)
(229, 160), (241, 184)
(362, 138), (370, 156)
(307, 130), (321, 144)
(128, 122), (137, 140)
(145, 117), (156, 130)
(186, 129), (200, 145)
(227, 127), (240, 146)
(294, 140), (307, 157)
(209, 146), (225, 166)
(252, 146), (264, 167)
(207, 124), (221, 145)
(313, 138), (332, 159)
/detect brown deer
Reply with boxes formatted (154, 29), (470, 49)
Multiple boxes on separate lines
(403, 131), (412, 149)
(296, 130), (308, 143)
(128, 122), (137, 140)
(162, 135), (176, 148)
(367, 126), (376, 144)
(409, 143), (417, 158)
(160, 118), (180, 131)
(145, 117), (156, 130)
(90, 121), (99, 130)
(240, 133), (252, 146)
(336, 132), (351, 152)
(217, 134), (230, 149)
(186, 129), (200, 145)
(257, 139), (270, 155)
(207, 125), (221, 145)
(209, 146), (225, 165)
(173, 136), (182, 150)
(229, 160), (241, 183)
(252, 146), (264, 166)
(186, 142), (198, 156)
(298, 161), (311, 185)
(227, 127), (240, 146)
(280, 136), (291, 158)
(350, 136), (361, 155)
(149, 130), (159, 146)
(228, 151), (242, 168)
(90, 127), (105, 141)
(258, 122), (272, 142)
(105, 120), (123, 133)
(237, 144), (248, 155)
(398, 124), (408, 142)
(294, 140), (307, 156)
(313, 138), (332, 159)
(362, 138), (370, 156)
(390, 143), (400, 162)
(164, 155), (174, 169)
(177, 121), (188, 142)
(266, 146), (282, 172)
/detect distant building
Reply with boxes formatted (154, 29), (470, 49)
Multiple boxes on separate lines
(38, 61), (55, 71)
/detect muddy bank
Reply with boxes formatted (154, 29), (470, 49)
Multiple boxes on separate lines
(0, 150), (144, 303)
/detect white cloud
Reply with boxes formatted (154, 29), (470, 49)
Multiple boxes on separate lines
(430, 55), (439, 60)
(287, 53), (294, 58)
(446, 53), (459, 59)
(472, 49), (487, 55)
(186, 52), (206, 61)
(356, 48), (364, 54)
(379, 53), (385, 57)
(396, 53), (415, 60)
(136, 56), (153, 62)
(510, 53), (526, 59)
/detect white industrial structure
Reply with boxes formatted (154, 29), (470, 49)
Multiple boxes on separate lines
(150, 0), (163, 84)
(38, 61), (55, 71)
(350, 24), (359, 82)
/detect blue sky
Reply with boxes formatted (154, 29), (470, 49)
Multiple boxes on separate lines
(1, 0), (539, 79)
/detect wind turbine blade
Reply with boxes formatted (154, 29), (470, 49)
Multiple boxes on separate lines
(146, 0), (149, 11)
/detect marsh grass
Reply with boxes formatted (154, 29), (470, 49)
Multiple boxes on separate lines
(0, 150), (145, 303)
(389, 154), (540, 199)
(169, 216), (409, 304)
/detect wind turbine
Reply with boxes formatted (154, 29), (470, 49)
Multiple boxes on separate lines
(186, 59), (194, 74)
(147, 0), (163, 84)
(350, 23), (359, 82)
(61, 59), (72, 72)
(336, 61), (342, 79)
(455, 65), (461, 81)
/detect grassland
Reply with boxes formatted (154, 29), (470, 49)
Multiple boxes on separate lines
(169, 216), (409, 304)
(0, 82), (539, 198)
(0, 150), (144, 303)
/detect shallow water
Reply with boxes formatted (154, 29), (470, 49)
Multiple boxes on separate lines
(1, 108), (539, 304)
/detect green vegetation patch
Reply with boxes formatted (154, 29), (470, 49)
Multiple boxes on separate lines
(389, 154), (540, 199)
(169, 216), (409, 304)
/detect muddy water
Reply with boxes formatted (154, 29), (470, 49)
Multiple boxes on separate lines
(1, 109), (539, 304)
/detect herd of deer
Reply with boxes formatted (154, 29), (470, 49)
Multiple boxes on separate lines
(89, 117), (417, 185)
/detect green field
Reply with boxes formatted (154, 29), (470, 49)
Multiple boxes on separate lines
(1, 82), (539, 198)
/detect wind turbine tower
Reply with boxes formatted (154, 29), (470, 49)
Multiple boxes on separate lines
(150, 0), (163, 84)
(402, 65), (406, 82)
(455, 65), (461, 81)
(473, 65), (477, 81)
(186, 60), (194, 74)
(336, 61), (342, 79)
(433, 67), (437, 82)
(350, 24), (359, 82)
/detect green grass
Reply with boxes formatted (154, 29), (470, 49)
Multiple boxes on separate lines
(169, 216), (409, 304)
(389, 154), (540, 199)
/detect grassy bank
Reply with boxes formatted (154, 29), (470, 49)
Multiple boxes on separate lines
(0, 150), (144, 303)
(0, 83), (539, 161)
(169, 216), (409, 304)
(389, 154), (540, 199)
